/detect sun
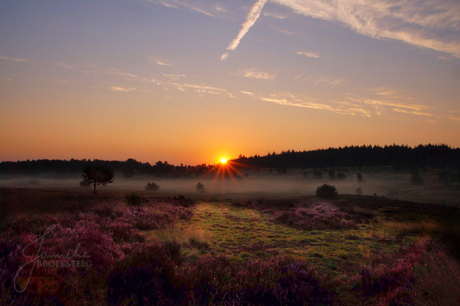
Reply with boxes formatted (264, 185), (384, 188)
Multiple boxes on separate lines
(221, 158), (227, 164)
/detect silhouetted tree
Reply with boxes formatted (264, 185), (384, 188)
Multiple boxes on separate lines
(357, 173), (363, 182)
(356, 188), (362, 195)
(196, 182), (205, 193)
(336, 173), (346, 180)
(316, 184), (338, 199)
(82, 163), (114, 194)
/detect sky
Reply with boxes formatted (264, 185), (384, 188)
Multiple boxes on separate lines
(1, 0), (459, 165)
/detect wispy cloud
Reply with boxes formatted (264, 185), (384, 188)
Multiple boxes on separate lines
(149, 56), (174, 67)
(55, 62), (74, 69)
(215, 3), (226, 12)
(155, 0), (214, 17)
(0, 77), (13, 82)
(240, 91), (254, 95)
(392, 108), (438, 117)
(269, 26), (295, 35)
(243, 69), (275, 80)
(163, 74), (186, 81)
(110, 86), (136, 92)
(222, 0), (268, 59)
(0, 54), (36, 64)
(263, 11), (287, 19)
(297, 51), (320, 58)
(220, 53), (229, 61)
(107, 68), (138, 78)
(314, 76), (344, 86)
(271, 0), (460, 57)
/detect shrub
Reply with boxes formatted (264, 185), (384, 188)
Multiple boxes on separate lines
(316, 184), (338, 199)
(125, 193), (143, 209)
(357, 173), (363, 182)
(337, 173), (346, 180)
(196, 182), (205, 193)
(144, 182), (160, 191)
(356, 188), (363, 195)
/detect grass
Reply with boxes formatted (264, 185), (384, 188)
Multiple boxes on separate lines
(161, 200), (423, 274)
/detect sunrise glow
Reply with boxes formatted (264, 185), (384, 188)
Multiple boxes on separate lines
(221, 158), (227, 164)
(0, 1), (458, 165)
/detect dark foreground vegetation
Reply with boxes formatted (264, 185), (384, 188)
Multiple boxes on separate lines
(1, 187), (460, 305)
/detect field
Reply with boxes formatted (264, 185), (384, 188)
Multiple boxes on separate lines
(1, 167), (460, 305)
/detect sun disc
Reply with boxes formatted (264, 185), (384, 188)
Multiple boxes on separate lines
(221, 158), (227, 164)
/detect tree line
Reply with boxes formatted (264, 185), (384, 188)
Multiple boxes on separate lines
(1, 144), (459, 179)
(234, 144), (460, 170)
(0, 158), (213, 179)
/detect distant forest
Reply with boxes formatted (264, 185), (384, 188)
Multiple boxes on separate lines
(0, 144), (459, 179)
(234, 144), (460, 171)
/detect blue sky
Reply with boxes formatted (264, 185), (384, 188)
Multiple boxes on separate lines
(1, 0), (459, 164)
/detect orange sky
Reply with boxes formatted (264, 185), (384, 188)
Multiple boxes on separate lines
(1, 0), (459, 165)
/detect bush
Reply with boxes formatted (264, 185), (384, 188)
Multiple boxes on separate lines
(357, 173), (363, 182)
(316, 184), (338, 199)
(144, 182), (160, 191)
(356, 188), (363, 195)
(337, 173), (346, 180)
(125, 193), (143, 209)
(196, 182), (205, 193)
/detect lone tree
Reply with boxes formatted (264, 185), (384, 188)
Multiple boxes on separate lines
(196, 182), (205, 193)
(82, 163), (114, 194)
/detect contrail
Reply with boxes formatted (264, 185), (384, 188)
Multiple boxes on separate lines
(221, 0), (268, 59)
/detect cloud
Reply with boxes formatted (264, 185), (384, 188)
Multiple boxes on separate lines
(263, 11), (287, 19)
(110, 86), (136, 92)
(314, 76), (345, 86)
(55, 62), (74, 69)
(155, 0), (214, 17)
(107, 68), (138, 78)
(0, 54), (36, 64)
(220, 53), (229, 60)
(269, 26), (295, 35)
(149, 56), (174, 67)
(240, 91), (254, 95)
(222, 0), (268, 59)
(392, 108), (438, 117)
(271, 0), (460, 58)
(297, 51), (320, 58)
(215, 4), (226, 12)
(243, 69), (276, 80)
(163, 74), (186, 81)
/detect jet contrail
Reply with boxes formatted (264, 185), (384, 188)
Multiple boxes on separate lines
(221, 0), (268, 59)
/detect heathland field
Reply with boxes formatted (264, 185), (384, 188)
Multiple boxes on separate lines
(1, 168), (460, 305)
